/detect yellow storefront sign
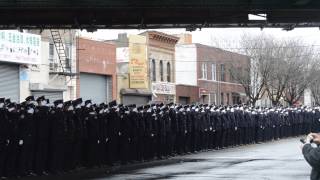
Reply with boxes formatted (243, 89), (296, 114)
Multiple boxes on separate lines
(129, 35), (148, 89)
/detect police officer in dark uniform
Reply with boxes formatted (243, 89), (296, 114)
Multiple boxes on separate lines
(48, 99), (66, 174)
(18, 96), (37, 176)
(0, 98), (9, 178)
(33, 96), (50, 175)
(107, 100), (120, 165)
(136, 106), (145, 161)
(5, 102), (20, 178)
(84, 100), (100, 167)
(72, 98), (85, 168)
(63, 100), (76, 171)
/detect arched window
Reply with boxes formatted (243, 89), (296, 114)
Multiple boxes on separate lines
(167, 62), (171, 82)
(152, 59), (156, 81)
(160, 60), (163, 81)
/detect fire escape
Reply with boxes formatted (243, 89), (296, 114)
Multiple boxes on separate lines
(49, 29), (77, 100)
(49, 29), (76, 76)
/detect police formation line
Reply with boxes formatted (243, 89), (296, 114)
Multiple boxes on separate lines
(0, 95), (319, 178)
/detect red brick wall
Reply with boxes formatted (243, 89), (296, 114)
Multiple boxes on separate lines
(195, 44), (249, 105)
(76, 38), (117, 100)
(176, 85), (199, 104)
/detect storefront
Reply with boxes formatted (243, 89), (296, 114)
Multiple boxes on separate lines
(0, 30), (41, 102)
(0, 63), (20, 102)
(80, 72), (113, 103)
(152, 82), (176, 104)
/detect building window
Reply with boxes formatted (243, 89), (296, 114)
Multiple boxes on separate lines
(65, 44), (71, 59)
(65, 44), (71, 69)
(152, 59), (156, 81)
(49, 43), (54, 59)
(221, 93), (224, 105)
(167, 62), (171, 82)
(201, 63), (207, 79)
(160, 60), (163, 81)
(211, 63), (216, 80)
(220, 64), (225, 81)
(227, 93), (229, 105)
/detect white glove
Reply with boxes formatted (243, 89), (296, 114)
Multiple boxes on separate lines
(306, 134), (313, 144)
(19, 140), (24, 145)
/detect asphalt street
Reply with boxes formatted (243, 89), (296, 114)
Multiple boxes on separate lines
(20, 137), (311, 180)
(95, 137), (310, 180)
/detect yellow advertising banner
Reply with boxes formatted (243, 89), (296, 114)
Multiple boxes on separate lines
(129, 35), (148, 89)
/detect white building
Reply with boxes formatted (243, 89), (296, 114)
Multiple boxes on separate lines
(0, 30), (77, 103)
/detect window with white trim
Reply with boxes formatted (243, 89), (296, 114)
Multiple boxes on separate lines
(201, 63), (207, 79)
(211, 63), (216, 80)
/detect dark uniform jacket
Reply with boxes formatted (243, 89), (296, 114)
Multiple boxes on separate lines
(303, 143), (320, 180)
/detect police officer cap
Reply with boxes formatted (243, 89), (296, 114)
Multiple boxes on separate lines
(144, 105), (150, 109)
(7, 102), (16, 108)
(167, 102), (174, 106)
(99, 102), (106, 108)
(0, 98), (4, 103)
(53, 99), (63, 106)
(162, 106), (169, 111)
(85, 100), (92, 105)
(137, 106), (143, 111)
(72, 98), (82, 106)
(76, 98), (83, 104)
(64, 100), (72, 107)
(25, 96), (35, 102)
(36, 96), (45, 102)
(108, 100), (117, 107)
(5, 99), (11, 104)
(128, 104), (136, 108)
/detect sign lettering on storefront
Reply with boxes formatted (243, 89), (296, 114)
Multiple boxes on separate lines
(152, 82), (176, 95)
(0, 30), (41, 64)
(128, 35), (148, 89)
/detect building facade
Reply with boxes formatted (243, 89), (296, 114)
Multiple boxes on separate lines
(27, 29), (77, 102)
(77, 37), (116, 103)
(0, 30), (77, 103)
(175, 43), (249, 105)
(114, 31), (178, 105)
(142, 31), (179, 104)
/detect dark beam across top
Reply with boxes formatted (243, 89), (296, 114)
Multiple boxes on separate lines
(0, 0), (320, 29)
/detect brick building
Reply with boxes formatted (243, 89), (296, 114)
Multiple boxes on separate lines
(113, 31), (178, 105)
(141, 31), (179, 103)
(77, 37), (116, 103)
(175, 43), (249, 105)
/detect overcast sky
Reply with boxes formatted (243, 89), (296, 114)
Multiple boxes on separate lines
(79, 27), (320, 52)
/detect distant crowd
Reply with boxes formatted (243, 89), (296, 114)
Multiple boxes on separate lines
(0, 95), (319, 178)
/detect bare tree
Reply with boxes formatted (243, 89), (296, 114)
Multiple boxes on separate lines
(310, 70), (320, 106)
(216, 33), (318, 107)
(283, 42), (318, 106)
(229, 34), (274, 106)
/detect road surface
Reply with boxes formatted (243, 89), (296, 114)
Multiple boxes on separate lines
(96, 137), (310, 180)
